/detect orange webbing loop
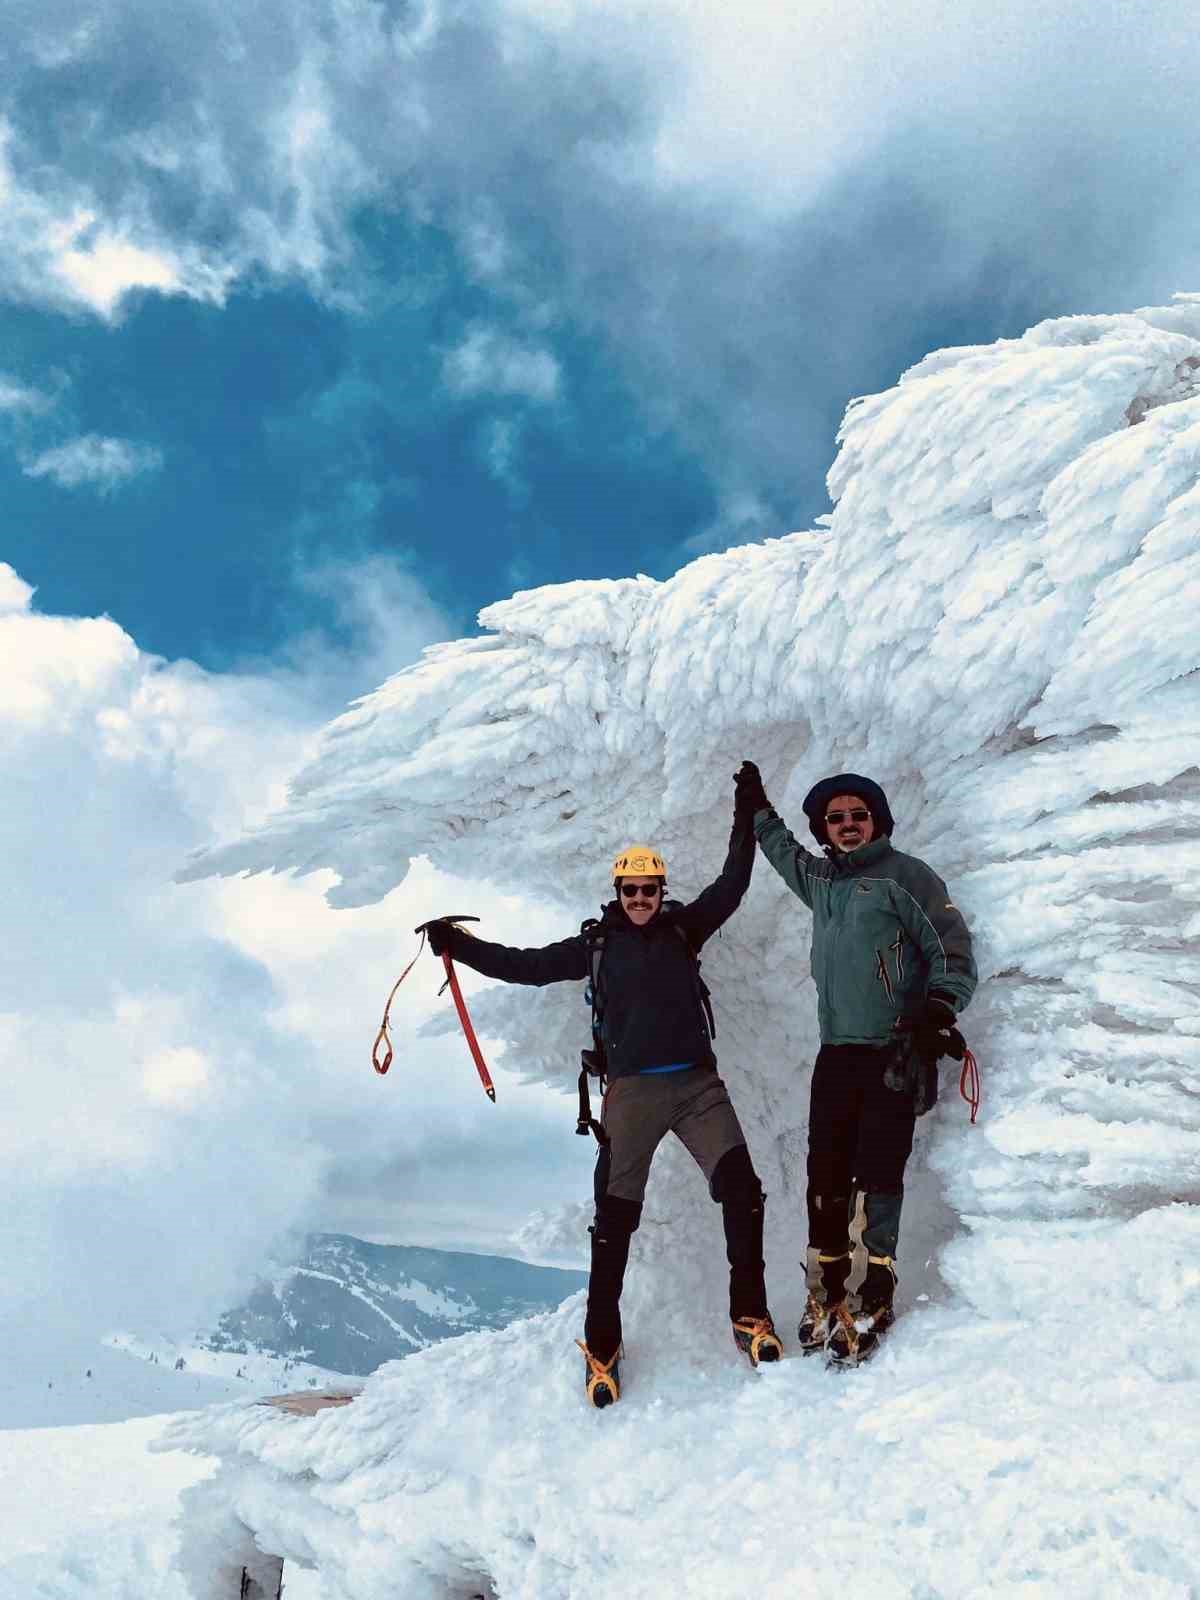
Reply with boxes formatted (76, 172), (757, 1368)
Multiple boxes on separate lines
(371, 930), (426, 1075)
(960, 1047), (980, 1123)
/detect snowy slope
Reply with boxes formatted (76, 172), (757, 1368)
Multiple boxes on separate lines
(0, 1330), (282, 1433)
(0, 1236), (583, 1433)
(168, 298), (1200, 1597)
(207, 1233), (586, 1375)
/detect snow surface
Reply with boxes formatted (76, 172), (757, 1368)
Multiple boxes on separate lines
(156, 297), (1200, 1594)
(0, 1416), (213, 1597)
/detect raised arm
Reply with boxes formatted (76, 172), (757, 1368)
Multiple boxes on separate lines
(672, 770), (759, 947)
(430, 922), (589, 986)
(737, 761), (827, 911)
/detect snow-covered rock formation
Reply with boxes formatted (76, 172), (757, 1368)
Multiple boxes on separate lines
(168, 298), (1200, 1598)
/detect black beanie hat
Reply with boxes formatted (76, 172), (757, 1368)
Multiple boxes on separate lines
(802, 773), (895, 846)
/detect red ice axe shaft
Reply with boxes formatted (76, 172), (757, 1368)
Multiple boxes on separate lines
(439, 949), (496, 1102)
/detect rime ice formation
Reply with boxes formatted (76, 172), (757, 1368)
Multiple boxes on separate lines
(170, 299), (1200, 1598)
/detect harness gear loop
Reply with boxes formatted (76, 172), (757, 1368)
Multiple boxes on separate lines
(371, 930), (426, 1075)
(576, 1050), (609, 1144)
(960, 1047), (981, 1123)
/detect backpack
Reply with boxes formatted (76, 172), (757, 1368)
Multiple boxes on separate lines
(574, 914), (716, 1144)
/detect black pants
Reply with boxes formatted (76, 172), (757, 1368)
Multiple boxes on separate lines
(806, 1043), (916, 1302)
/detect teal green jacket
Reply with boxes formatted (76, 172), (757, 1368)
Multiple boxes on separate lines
(754, 810), (977, 1046)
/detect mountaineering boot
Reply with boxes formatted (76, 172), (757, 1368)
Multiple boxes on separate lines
(583, 1197), (639, 1373)
(711, 1145), (779, 1366)
(732, 1315), (783, 1367)
(577, 1340), (621, 1408)
(827, 1254), (897, 1368)
(829, 1189), (901, 1367)
(798, 1250), (851, 1355)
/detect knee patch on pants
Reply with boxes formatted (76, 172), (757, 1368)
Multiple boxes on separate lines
(709, 1143), (764, 1208)
(857, 1188), (903, 1263)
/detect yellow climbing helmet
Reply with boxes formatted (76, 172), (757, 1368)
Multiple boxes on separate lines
(611, 843), (667, 883)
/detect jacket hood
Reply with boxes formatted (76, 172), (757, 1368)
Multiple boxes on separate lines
(801, 773), (895, 847)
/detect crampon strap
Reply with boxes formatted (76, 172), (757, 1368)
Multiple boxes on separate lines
(960, 1047), (980, 1123)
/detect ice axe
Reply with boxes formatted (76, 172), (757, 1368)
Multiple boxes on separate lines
(372, 916), (497, 1103)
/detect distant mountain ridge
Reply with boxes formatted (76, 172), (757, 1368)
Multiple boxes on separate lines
(205, 1233), (587, 1376)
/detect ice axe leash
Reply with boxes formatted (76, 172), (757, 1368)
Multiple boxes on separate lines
(960, 1046), (980, 1124)
(371, 916), (496, 1102)
(371, 929), (426, 1076)
(887, 1018), (981, 1123)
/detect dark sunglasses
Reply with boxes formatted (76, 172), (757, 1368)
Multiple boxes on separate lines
(620, 882), (663, 899)
(825, 808), (871, 825)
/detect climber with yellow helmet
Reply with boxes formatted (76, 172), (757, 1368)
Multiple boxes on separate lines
(425, 775), (779, 1406)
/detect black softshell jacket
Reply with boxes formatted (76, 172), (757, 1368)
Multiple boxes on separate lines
(442, 823), (755, 1081)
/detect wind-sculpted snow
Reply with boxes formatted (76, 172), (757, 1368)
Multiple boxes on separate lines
(171, 299), (1200, 1595)
(186, 295), (1200, 1234)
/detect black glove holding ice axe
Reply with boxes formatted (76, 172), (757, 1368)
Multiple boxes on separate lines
(422, 918), (455, 957)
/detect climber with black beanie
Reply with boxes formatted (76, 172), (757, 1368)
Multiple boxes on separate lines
(733, 761), (977, 1365)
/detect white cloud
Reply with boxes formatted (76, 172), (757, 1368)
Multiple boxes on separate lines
(23, 433), (164, 491)
(53, 216), (185, 313)
(0, 564), (579, 1355)
(0, 563), (35, 613)
(0, 374), (53, 415)
(0, 121), (234, 318)
(442, 324), (562, 404)
(140, 1045), (211, 1109)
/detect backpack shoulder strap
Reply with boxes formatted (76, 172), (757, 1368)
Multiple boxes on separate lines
(669, 922), (716, 1040)
(575, 918), (610, 1143)
(580, 917), (606, 997)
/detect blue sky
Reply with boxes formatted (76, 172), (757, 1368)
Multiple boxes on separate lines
(3, 205), (1030, 680)
(3, 254), (723, 672)
(4, 0), (1200, 1326)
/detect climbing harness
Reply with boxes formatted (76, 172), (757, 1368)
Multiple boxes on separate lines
(372, 916), (496, 1102)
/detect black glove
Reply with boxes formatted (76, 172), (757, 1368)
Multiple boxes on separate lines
(886, 995), (963, 1114)
(914, 993), (966, 1063)
(421, 919), (455, 957)
(734, 760), (769, 821)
